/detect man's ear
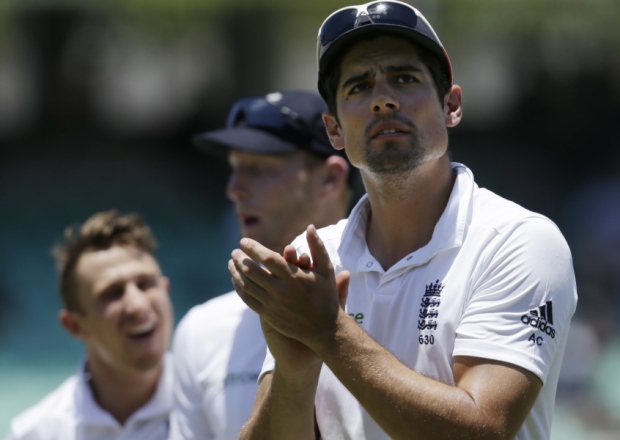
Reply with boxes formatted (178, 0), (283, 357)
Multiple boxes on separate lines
(161, 276), (170, 294)
(323, 112), (345, 151)
(59, 309), (87, 341)
(322, 155), (349, 194)
(444, 84), (463, 128)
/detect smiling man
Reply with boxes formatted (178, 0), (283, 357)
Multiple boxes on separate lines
(229, 2), (578, 439)
(6, 210), (174, 440)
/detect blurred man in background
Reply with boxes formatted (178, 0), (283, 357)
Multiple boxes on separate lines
(6, 210), (174, 440)
(169, 90), (358, 439)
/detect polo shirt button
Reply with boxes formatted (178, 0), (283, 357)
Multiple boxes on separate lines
(366, 262), (373, 267)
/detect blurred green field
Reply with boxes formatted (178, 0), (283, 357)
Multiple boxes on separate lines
(0, 362), (75, 436)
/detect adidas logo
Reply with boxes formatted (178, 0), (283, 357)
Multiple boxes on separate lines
(521, 301), (556, 339)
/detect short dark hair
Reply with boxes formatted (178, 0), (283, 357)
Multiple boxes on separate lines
(53, 210), (158, 313)
(322, 35), (451, 120)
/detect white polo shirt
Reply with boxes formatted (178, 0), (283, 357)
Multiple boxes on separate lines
(261, 163), (578, 440)
(169, 292), (266, 440)
(5, 354), (173, 440)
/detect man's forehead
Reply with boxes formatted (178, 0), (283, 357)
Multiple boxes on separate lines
(76, 247), (160, 285)
(341, 35), (423, 69)
(228, 148), (303, 164)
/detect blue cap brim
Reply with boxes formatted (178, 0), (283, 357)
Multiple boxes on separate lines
(193, 126), (300, 156)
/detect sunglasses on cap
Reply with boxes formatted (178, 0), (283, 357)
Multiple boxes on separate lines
(317, 0), (452, 85)
(226, 95), (322, 142)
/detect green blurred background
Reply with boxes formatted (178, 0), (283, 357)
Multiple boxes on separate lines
(1, 0), (619, 437)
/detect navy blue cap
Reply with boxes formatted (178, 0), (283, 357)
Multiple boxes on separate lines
(193, 90), (339, 159)
(317, 1), (452, 101)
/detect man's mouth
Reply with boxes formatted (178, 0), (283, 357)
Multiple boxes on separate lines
(377, 128), (403, 135)
(127, 322), (155, 339)
(368, 118), (412, 139)
(370, 124), (409, 139)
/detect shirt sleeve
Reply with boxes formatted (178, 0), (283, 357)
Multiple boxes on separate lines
(258, 348), (276, 383)
(168, 316), (213, 440)
(4, 419), (41, 440)
(454, 216), (578, 382)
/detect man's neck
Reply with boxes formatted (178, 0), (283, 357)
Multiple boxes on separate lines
(364, 156), (455, 270)
(86, 359), (163, 425)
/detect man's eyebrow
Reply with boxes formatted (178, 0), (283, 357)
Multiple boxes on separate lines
(341, 64), (424, 91)
(383, 64), (424, 74)
(341, 71), (372, 91)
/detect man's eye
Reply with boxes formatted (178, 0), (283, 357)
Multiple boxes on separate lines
(396, 74), (416, 83)
(100, 287), (124, 302)
(137, 277), (158, 291)
(349, 83), (369, 95)
(239, 164), (265, 177)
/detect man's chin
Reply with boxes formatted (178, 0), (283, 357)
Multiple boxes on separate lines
(242, 229), (273, 246)
(240, 224), (262, 239)
(130, 353), (165, 373)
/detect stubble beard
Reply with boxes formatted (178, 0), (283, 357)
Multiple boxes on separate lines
(365, 139), (424, 173)
(364, 129), (426, 193)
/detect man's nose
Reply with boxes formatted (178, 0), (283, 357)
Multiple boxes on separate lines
(371, 81), (400, 114)
(226, 172), (248, 203)
(123, 283), (150, 314)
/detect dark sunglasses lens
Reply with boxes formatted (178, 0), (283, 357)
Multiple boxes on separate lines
(320, 2), (419, 48)
(319, 8), (359, 47)
(226, 97), (256, 127)
(367, 2), (418, 27)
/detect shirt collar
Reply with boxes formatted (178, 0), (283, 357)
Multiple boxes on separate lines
(74, 353), (173, 427)
(337, 163), (474, 273)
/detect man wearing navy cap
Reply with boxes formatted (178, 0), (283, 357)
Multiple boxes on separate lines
(169, 90), (358, 439)
(230, 2), (577, 439)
